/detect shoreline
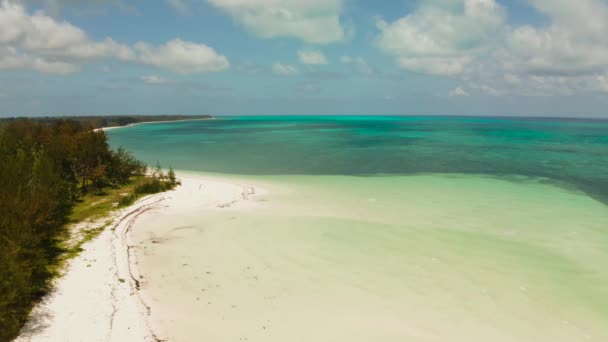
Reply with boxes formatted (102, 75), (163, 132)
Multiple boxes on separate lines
(97, 117), (215, 132)
(15, 172), (257, 341)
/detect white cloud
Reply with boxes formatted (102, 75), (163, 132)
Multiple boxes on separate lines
(0, 0), (134, 73)
(298, 49), (327, 65)
(501, 0), (608, 76)
(272, 62), (298, 76)
(0, 1), (230, 75)
(398, 57), (470, 76)
(449, 86), (470, 97)
(341, 55), (373, 75)
(491, 0), (608, 95)
(207, 0), (346, 44)
(0, 45), (80, 73)
(135, 39), (229, 74)
(141, 75), (169, 84)
(376, 0), (505, 76)
(376, 0), (608, 96)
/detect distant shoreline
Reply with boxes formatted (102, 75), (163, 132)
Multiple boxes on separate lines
(0, 115), (213, 131)
(98, 117), (214, 132)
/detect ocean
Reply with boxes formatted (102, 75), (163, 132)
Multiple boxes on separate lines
(108, 116), (608, 204)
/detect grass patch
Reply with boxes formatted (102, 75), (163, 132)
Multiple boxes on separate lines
(59, 174), (179, 263)
(69, 175), (147, 223)
(61, 226), (106, 261)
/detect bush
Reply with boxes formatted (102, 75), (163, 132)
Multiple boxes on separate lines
(117, 194), (136, 208)
(117, 168), (181, 209)
(134, 178), (166, 195)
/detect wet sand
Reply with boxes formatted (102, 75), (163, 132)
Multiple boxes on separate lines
(131, 173), (608, 342)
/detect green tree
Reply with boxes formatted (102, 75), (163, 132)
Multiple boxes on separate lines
(73, 130), (110, 193)
(153, 161), (162, 179)
(107, 147), (146, 186)
(167, 167), (177, 186)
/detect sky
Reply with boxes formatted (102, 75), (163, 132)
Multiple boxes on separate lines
(1, 0), (608, 118)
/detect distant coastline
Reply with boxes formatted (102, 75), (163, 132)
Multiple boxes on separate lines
(0, 115), (213, 130)
(98, 117), (215, 132)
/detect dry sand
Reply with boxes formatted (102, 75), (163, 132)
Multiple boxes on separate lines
(16, 172), (255, 341)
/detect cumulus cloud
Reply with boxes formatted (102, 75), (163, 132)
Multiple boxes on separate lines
(376, 0), (505, 76)
(501, 0), (608, 76)
(449, 86), (470, 97)
(490, 0), (608, 95)
(207, 0), (346, 44)
(135, 39), (230, 74)
(272, 62), (298, 76)
(298, 49), (327, 65)
(0, 45), (80, 73)
(0, 1), (230, 74)
(0, 0), (134, 73)
(376, 0), (608, 96)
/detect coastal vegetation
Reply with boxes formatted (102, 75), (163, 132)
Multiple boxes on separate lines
(0, 119), (179, 341)
(0, 115), (211, 130)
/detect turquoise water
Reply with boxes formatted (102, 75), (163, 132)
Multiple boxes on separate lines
(108, 116), (608, 204)
(110, 116), (608, 341)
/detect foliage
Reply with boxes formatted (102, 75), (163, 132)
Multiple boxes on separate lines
(117, 167), (180, 208)
(0, 119), (178, 341)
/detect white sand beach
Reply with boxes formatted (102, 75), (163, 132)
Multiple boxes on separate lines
(15, 173), (256, 342)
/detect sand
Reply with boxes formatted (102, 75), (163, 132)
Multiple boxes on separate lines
(15, 173), (254, 341)
(16, 172), (608, 342)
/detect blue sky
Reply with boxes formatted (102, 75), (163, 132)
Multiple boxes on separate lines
(1, 0), (608, 117)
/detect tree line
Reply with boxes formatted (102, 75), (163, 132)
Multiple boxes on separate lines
(0, 119), (177, 341)
(0, 115), (211, 130)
